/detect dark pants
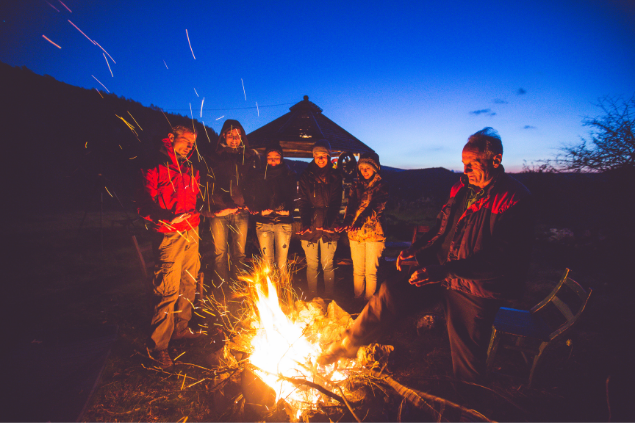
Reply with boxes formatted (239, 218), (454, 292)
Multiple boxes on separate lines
(346, 272), (501, 383)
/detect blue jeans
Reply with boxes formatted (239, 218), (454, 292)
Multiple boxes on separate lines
(256, 223), (293, 271)
(210, 211), (249, 285)
(301, 239), (337, 296)
(349, 240), (385, 300)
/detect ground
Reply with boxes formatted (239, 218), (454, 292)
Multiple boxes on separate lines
(7, 210), (634, 422)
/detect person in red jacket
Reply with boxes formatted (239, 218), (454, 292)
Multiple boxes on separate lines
(136, 126), (203, 369)
(319, 128), (533, 387)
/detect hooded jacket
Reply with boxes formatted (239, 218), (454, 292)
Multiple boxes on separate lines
(344, 172), (389, 242)
(297, 160), (343, 243)
(253, 155), (297, 225)
(136, 137), (201, 233)
(204, 120), (259, 213)
(412, 169), (533, 300)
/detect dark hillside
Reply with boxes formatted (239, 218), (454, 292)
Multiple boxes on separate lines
(1, 62), (218, 212)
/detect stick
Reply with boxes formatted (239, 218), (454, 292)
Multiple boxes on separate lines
(279, 375), (346, 405)
(337, 386), (361, 423)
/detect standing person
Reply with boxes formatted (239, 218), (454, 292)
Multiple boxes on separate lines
(205, 119), (258, 285)
(297, 140), (343, 298)
(253, 141), (297, 272)
(319, 128), (533, 386)
(341, 152), (388, 302)
(136, 126), (203, 369)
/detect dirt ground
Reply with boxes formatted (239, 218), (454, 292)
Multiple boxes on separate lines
(7, 210), (635, 422)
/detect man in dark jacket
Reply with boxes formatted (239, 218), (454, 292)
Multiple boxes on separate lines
(319, 128), (533, 384)
(204, 119), (258, 284)
(136, 125), (203, 369)
(253, 141), (297, 271)
(297, 140), (343, 297)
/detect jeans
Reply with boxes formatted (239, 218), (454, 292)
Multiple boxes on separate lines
(149, 227), (200, 351)
(349, 240), (385, 300)
(301, 239), (338, 296)
(210, 211), (249, 285)
(256, 222), (293, 271)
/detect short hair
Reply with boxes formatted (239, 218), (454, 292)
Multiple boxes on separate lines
(466, 127), (503, 157)
(171, 125), (197, 137)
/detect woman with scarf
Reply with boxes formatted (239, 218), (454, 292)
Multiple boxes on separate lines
(297, 140), (343, 298)
(341, 152), (388, 302)
(253, 141), (297, 272)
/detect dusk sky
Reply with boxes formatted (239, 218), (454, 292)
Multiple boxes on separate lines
(2, 0), (634, 171)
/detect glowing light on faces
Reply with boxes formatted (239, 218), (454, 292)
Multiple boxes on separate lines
(224, 129), (242, 148)
(461, 146), (501, 188)
(267, 151), (282, 166)
(358, 163), (375, 180)
(313, 152), (329, 168)
(172, 131), (197, 158)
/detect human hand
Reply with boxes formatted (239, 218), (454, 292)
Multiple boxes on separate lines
(322, 228), (335, 233)
(396, 248), (416, 271)
(297, 226), (312, 235)
(170, 213), (190, 225)
(216, 208), (238, 217)
(408, 265), (448, 287)
(261, 209), (273, 216)
(277, 210), (290, 216)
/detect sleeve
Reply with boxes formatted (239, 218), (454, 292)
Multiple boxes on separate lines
(351, 181), (389, 229)
(324, 174), (343, 229)
(343, 182), (359, 226)
(136, 167), (173, 224)
(297, 174), (313, 228)
(445, 196), (534, 281)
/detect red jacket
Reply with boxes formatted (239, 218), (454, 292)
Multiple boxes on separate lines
(136, 138), (201, 233)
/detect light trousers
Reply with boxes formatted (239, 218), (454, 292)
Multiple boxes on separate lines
(349, 240), (385, 300)
(301, 239), (337, 296)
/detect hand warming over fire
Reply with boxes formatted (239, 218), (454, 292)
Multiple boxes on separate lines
(396, 248), (416, 271)
(408, 265), (448, 287)
(170, 213), (190, 224)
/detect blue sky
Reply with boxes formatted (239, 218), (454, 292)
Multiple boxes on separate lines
(2, 0), (634, 171)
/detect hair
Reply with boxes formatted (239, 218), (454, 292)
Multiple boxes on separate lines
(466, 127), (503, 157)
(171, 125), (197, 137)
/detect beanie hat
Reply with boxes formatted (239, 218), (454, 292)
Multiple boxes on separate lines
(265, 140), (284, 158)
(358, 151), (380, 173)
(312, 139), (332, 157)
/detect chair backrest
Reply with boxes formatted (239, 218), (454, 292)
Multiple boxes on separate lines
(531, 268), (592, 341)
(410, 225), (430, 244)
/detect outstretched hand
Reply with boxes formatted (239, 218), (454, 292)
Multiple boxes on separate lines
(408, 265), (448, 287)
(297, 226), (312, 235)
(170, 213), (190, 225)
(396, 248), (416, 271)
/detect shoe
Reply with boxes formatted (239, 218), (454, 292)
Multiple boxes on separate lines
(317, 336), (359, 366)
(172, 328), (204, 340)
(154, 349), (174, 369)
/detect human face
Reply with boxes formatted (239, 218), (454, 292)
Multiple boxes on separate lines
(314, 152), (329, 168)
(267, 151), (282, 166)
(224, 128), (242, 149)
(170, 131), (197, 158)
(461, 145), (502, 188)
(358, 163), (375, 180)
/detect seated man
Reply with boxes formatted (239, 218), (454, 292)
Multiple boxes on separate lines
(319, 128), (533, 384)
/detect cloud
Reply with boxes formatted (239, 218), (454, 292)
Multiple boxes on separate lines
(470, 109), (496, 117)
(517, 88), (527, 95)
(493, 99), (508, 104)
(523, 125), (536, 129)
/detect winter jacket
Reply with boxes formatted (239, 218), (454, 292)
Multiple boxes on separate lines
(412, 169), (533, 300)
(297, 161), (343, 243)
(204, 120), (259, 213)
(136, 137), (201, 233)
(344, 172), (389, 242)
(253, 161), (297, 224)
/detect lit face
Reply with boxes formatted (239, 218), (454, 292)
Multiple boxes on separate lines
(224, 128), (243, 149)
(462, 145), (502, 188)
(358, 163), (375, 180)
(314, 152), (330, 168)
(170, 131), (197, 158)
(267, 151), (282, 166)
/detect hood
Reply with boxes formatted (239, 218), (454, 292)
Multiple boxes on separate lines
(216, 119), (250, 153)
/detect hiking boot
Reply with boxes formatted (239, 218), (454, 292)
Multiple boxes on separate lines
(154, 349), (174, 369)
(172, 327), (204, 340)
(317, 336), (359, 366)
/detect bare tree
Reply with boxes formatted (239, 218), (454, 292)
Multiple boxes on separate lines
(554, 95), (635, 172)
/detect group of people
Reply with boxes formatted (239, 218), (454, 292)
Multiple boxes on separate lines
(137, 119), (533, 390)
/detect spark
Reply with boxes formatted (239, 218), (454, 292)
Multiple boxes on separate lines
(42, 35), (61, 49)
(256, 101), (259, 116)
(189, 103), (195, 131)
(67, 20), (93, 44)
(161, 111), (172, 128)
(163, 60), (169, 69)
(91, 75), (109, 93)
(129, 156), (137, 160)
(194, 88), (199, 97)
(103, 53), (113, 77)
(104, 186), (113, 197)
(200, 98), (204, 118)
(45, 1), (60, 12)
(181, 374), (187, 390)
(93, 40), (116, 63)
(202, 122), (212, 144)
(94, 88), (103, 98)
(241, 78), (246, 101)
(216, 115), (224, 120)
(174, 351), (186, 361)
(58, 0), (72, 13)
(186, 29), (196, 59)
(127, 111), (143, 130)
(85, 142), (88, 148)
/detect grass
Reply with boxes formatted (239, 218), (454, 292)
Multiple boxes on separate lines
(8, 209), (634, 421)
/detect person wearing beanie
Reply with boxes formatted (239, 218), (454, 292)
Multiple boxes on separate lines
(297, 139), (343, 298)
(340, 151), (388, 303)
(203, 119), (259, 285)
(252, 141), (297, 272)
